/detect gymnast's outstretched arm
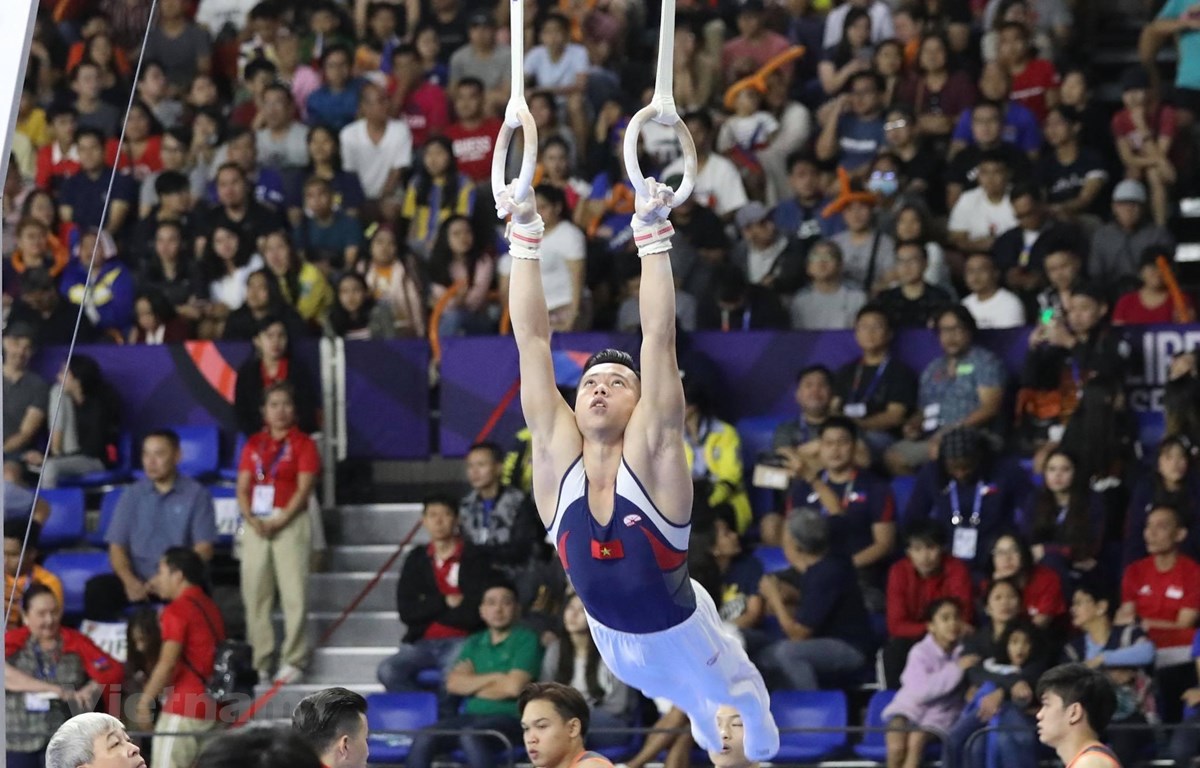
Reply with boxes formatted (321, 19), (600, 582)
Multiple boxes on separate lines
(624, 180), (692, 525)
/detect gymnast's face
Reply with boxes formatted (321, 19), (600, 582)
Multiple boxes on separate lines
(575, 363), (641, 434)
(709, 705), (751, 767)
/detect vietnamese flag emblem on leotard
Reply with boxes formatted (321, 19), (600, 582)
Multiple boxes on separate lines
(591, 538), (625, 560)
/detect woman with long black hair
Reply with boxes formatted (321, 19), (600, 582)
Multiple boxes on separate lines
(324, 272), (395, 340)
(428, 215), (496, 337)
(539, 592), (634, 750)
(1123, 436), (1200, 564)
(1020, 449), (1104, 582)
(399, 135), (477, 260)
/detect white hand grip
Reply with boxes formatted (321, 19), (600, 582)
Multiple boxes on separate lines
(623, 102), (697, 206)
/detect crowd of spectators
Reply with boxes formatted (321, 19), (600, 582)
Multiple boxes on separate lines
(7, 0), (1200, 765)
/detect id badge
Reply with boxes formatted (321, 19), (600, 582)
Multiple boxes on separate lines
(251, 485), (276, 518)
(24, 692), (53, 712)
(1047, 424), (1065, 444)
(952, 527), (979, 560)
(922, 402), (941, 433)
(843, 403), (867, 418)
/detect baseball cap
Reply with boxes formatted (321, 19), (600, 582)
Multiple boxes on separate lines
(1112, 179), (1147, 204)
(735, 201), (770, 229)
(5, 321), (37, 341)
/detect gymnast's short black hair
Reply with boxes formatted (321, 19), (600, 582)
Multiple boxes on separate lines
(581, 349), (640, 378)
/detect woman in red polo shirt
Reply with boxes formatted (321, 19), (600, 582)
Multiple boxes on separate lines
(236, 381), (320, 685)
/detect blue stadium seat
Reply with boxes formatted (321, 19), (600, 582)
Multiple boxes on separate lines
(1136, 410), (1166, 457)
(38, 488), (87, 548)
(736, 415), (784, 519)
(891, 476), (916, 525)
(87, 488), (124, 548)
(43, 550), (112, 615)
(176, 425), (221, 478)
(366, 692), (439, 764)
(853, 689), (897, 761)
(220, 433), (247, 482)
(752, 545), (789, 574)
(414, 668), (444, 688)
(59, 432), (134, 489)
(770, 689), (848, 762)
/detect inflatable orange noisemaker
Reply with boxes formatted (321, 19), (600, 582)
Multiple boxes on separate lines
(1157, 254), (1196, 323)
(723, 46), (807, 111)
(821, 166), (879, 219)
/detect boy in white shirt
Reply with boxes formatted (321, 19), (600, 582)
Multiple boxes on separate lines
(961, 251), (1026, 329)
(948, 152), (1017, 254)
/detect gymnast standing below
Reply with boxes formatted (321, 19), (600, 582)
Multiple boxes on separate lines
(497, 178), (779, 761)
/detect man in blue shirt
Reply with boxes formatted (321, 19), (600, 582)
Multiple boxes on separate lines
(85, 429), (217, 619)
(815, 72), (886, 175)
(57, 128), (135, 238)
(306, 45), (364, 131)
(755, 507), (875, 689)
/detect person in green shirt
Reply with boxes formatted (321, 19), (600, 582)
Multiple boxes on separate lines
(407, 579), (543, 768)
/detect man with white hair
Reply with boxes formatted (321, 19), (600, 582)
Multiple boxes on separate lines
(45, 713), (144, 768)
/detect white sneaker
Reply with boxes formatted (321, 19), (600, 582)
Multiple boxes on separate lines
(274, 664), (304, 685)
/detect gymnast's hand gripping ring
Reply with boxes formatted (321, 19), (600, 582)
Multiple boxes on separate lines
(492, 0), (538, 215)
(622, 0), (697, 216)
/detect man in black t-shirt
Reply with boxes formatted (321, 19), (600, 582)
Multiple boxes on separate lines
(830, 304), (918, 463)
(876, 241), (953, 328)
(1036, 105), (1109, 220)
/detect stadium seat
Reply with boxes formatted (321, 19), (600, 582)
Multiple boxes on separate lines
(414, 668), (443, 688)
(176, 425), (221, 478)
(366, 692), (439, 764)
(1136, 410), (1166, 457)
(219, 433), (247, 482)
(38, 488), (87, 548)
(43, 550), (112, 615)
(87, 488), (124, 548)
(891, 475), (916, 522)
(752, 545), (789, 574)
(853, 689), (897, 761)
(59, 432), (134, 488)
(770, 689), (849, 762)
(736, 415), (784, 518)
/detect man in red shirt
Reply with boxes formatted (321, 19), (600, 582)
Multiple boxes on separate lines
(34, 105), (81, 193)
(137, 547), (225, 768)
(444, 78), (503, 183)
(390, 44), (449, 147)
(882, 519), (974, 687)
(1117, 505), (1200, 723)
(376, 495), (489, 703)
(997, 21), (1059, 123)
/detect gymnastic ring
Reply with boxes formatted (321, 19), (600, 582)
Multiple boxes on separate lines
(491, 102), (538, 211)
(623, 103), (697, 211)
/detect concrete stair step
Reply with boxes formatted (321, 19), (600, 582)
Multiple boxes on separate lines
(246, 682), (385, 721)
(327, 544), (407, 572)
(336, 504), (425, 545)
(306, 646), (396, 684)
(271, 611), (405, 647)
(308, 572), (399, 612)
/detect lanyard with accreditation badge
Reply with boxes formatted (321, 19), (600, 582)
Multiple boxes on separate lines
(948, 479), (985, 560)
(251, 438), (289, 517)
(844, 358), (889, 418)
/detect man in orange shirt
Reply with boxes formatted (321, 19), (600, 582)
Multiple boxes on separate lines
(519, 682), (614, 768)
(4, 520), (63, 629)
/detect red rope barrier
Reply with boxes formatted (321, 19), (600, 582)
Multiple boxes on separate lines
(473, 378), (522, 444)
(233, 517), (424, 725)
